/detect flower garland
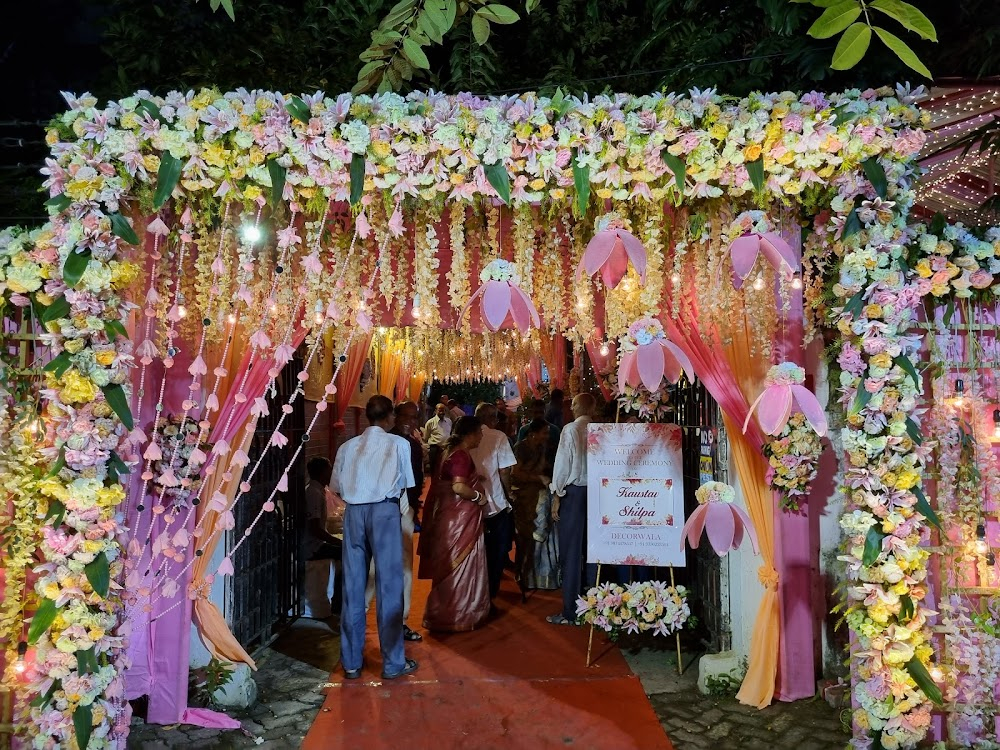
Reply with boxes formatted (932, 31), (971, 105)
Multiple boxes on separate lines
(911, 221), (1000, 300)
(576, 581), (690, 639)
(763, 412), (822, 512)
(413, 207), (442, 329)
(620, 316), (665, 351)
(696, 481), (736, 504)
(149, 415), (212, 509)
(446, 202), (470, 316)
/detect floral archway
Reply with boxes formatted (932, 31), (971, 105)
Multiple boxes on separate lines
(0, 84), (962, 750)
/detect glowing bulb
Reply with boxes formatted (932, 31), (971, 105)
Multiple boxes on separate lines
(752, 275), (765, 291)
(976, 539), (990, 555)
(670, 272), (681, 285)
(227, 313), (237, 325)
(412, 306), (421, 319)
(600, 343), (610, 357)
(378, 327), (386, 335)
(242, 225), (262, 244)
(13, 661), (26, 674)
(929, 666), (944, 683)
(14, 641), (26, 674)
(791, 275), (803, 290)
(270, 303), (278, 313)
(313, 300), (324, 326)
(177, 304), (187, 319)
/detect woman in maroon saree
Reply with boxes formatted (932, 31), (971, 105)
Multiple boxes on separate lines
(419, 416), (491, 632)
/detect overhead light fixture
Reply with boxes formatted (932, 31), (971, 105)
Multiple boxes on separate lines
(242, 225), (262, 244)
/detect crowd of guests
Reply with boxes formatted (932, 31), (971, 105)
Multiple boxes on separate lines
(303, 387), (603, 681)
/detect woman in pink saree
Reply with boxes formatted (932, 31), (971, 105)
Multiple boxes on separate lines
(418, 416), (491, 632)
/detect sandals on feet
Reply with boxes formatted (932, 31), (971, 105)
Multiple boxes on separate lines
(546, 614), (575, 626)
(382, 658), (419, 680)
(403, 625), (423, 642)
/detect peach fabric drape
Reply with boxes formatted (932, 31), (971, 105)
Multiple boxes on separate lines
(408, 372), (427, 403)
(191, 422), (259, 669)
(375, 345), (403, 398)
(334, 335), (374, 426)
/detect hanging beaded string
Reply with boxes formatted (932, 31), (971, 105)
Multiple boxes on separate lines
(150, 230), (383, 618)
(142, 201), (356, 609)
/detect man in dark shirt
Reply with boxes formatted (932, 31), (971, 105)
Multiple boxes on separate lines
(518, 400), (560, 470)
(544, 389), (565, 430)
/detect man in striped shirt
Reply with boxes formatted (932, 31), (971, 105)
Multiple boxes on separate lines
(332, 395), (418, 680)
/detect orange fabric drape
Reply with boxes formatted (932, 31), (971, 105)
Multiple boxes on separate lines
(408, 372), (427, 403)
(334, 335), (374, 425)
(376, 345), (403, 398)
(724, 318), (779, 709)
(191, 421), (259, 669)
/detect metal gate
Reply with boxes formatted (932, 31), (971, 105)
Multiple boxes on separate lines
(672, 377), (731, 652)
(229, 356), (306, 653)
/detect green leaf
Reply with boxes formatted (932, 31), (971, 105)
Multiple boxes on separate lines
(136, 99), (166, 124)
(109, 212), (140, 245)
(77, 647), (99, 675)
(27, 598), (58, 645)
(904, 657), (943, 705)
(74, 703), (93, 750)
(40, 296), (71, 325)
(661, 151), (686, 191)
(843, 289), (864, 318)
(929, 213), (946, 236)
(63, 248), (92, 289)
(401, 37), (431, 69)
(219, 0), (235, 21)
(572, 150), (590, 216)
(419, 8), (445, 44)
(526, 0), (540, 11)
(45, 447), (66, 480)
(44, 499), (66, 528)
(104, 319), (129, 340)
(899, 595), (914, 623)
(85, 552), (111, 598)
(285, 95), (311, 124)
(30, 680), (58, 709)
(872, 26), (933, 78)
(870, 0), (937, 40)
(108, 450), (130, 484)
(831, 22), (872, 70)
(912, 486), (942, 531)
(477, 4), (520, 23)
(892, 355), (920, 387)
(844, 206), (862, 237)
(44, 351), (73, 378)
(442, 0), (457, 29)
(349, 153), (366, 206)
(484, 161), (511, 205)
(101, 383), (134, 430)
(45, 193), (72, 212)
(852, 383), (873, 414)
(266, 159), (286, 207)
(806, 0), (862, 39)
(471, 12), (491, 44)
(153, 151), (182, 209)
(944, 298), (955, 326)
(863, 525), (885, 566)
(905, 417), (923, 445)
(746, 157), (765, 192)
(861, 157), (888, 199)
(548, 88), (573, 120)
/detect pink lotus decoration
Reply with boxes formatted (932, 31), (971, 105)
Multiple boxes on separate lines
(577, 213), (647, 289)
(726, 210), (798, 290)
(458, 259), (540, 333)
(681, 481), (759, 557)
(617, 318), (694, 394)
(743, 362), (827, 437)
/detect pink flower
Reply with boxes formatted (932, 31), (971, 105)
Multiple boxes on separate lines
(970, 269), (994, 289)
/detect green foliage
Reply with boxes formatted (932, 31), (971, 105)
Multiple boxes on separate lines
(188, 657), (236, 708)
(428, 379), (503, 408)
(704, 665), (745, 697)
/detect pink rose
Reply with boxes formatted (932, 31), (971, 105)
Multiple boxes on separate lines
(970, 269), (994, 289)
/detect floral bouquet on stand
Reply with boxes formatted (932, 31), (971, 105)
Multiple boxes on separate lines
(149, 414), (211, 508)
(763, 411), (823, 511)
(575, 580), (690, 640)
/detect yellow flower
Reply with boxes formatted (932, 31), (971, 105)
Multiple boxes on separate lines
(38, 479), (69, 500)
(110, 261), (140, 289)
(863, 303), (884, 319)
(192, 91), (214, 109)
(914, 259), (932, 278)
(539, 123), (554, 139)
(95, 350), (116, 367)
(202, 142), (229, 168)
(46, 129), (59, 146)
(596, 188), (613, 199)
(65, 175), (104, 202)
(97, 485), (125, 507)
(744, 143), (763, 162)
(244, 185), (263, 202)
(549, 188), (566, 200)
(870, 352), (892, 369)
(709, 124), (728, 141)
(529, 178), (546, 191)
(371, 141), (392, 159)
(143, 154), (161, 172)
(63, 339), (85, 354)
(248, 147), (265, 166)
(59, 369), (98, 404)
(895, 470), (919, 490)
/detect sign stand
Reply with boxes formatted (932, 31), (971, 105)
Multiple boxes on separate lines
(585, 562), (602, 668)
(669, 565), (684, 675)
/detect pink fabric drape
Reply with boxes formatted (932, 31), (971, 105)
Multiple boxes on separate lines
(334, 334), (374, 427)
(584, 329), (616, 402)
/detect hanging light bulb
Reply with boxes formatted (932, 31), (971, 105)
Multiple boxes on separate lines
(378, 326), (387, 335)
(313, 300), (324, 326)
(412, 306), (421, 319)
(177, 304), (187, 319)
(14, 641), (27, 674)
(227, 312), (237, 325)
(988, 550), (997, 566)
(242, 224), (262, 244)
(791, 274), (803, 290)
(670, 271), (681, 285)
(752, 274), (765, 291)
(975, 522), (989, 555)
(599, 342), (610, 357)
(954, 378), (966, 407)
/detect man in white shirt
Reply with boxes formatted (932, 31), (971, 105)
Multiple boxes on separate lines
(546, 393), (597, 626)
(448, 398), (466, 423)
(469, 402), (517, 600)
(422, 402), (452, 477)
(331, 395), (418, 680)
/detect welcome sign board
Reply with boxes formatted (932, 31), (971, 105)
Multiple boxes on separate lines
(586, 422), (686, 567)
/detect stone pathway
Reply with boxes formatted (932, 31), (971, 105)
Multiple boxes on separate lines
(127, 624), (849, 750)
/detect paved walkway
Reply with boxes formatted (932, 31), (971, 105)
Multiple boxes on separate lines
(127, 621), (848, 750)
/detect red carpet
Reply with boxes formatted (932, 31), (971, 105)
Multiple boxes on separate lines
(302, 566), (674, 750)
